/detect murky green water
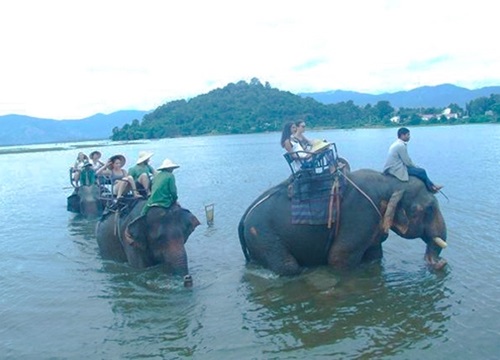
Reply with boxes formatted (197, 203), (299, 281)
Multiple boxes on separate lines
(1, 124), (499, 359)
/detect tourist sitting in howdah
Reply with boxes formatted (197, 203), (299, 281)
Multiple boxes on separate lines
(96, 154), (142, 200)
(280, 120), (350, 180)
(71, 152), (89, 186)
(89, 150), (105, 171)
(128, 151), (156, 197)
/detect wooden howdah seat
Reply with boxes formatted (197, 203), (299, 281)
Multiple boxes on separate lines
(283, 142), (346, 177)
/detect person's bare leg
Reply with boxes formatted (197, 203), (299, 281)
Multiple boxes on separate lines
(126, 176), (141, 198)
(73, 171), (81, 186)
(138, 174), (150, 195)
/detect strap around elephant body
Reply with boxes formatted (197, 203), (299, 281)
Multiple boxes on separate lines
(338, 172), (382, 218)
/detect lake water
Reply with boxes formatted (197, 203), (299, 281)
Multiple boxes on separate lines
(1, 124), (499, 359)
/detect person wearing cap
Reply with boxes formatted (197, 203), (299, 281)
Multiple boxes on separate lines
(97, 154), (141, 199)
(89, 150), (105, 171)
(128, 151), (156, 197)
(141, 158), (179, 216)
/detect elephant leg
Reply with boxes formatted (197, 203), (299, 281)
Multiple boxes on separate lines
(361, 243), (383, 263)
(249, 234), (302, 276)
(328, 245), (363, 270)
(267, 253), (302, 276)
(269, 250), (303, 276)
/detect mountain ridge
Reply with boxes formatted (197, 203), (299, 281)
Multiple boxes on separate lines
(0, 110), (148, 146)
(299, 84), (500, 108)
(2, 83), (499, 146)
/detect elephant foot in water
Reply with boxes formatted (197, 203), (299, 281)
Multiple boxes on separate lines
(424, 253), (447, 270)
(183, 275), (193, 287)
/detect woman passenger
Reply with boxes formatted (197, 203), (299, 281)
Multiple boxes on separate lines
(280, 121), (297, 153)
(89, 150), (105, 171)
(96, 154), (141, 199)
(292, 120), (313, 151)
(72, 152), (89, 186)
(281, 121), (309, 172)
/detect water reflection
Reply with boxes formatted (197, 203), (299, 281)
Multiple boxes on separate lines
(241, 263), (451, 358)
(68, 213), (203, 359)
(94, 261), (205, 358)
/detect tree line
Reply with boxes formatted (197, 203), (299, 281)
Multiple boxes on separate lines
(111, 78), (500, 141)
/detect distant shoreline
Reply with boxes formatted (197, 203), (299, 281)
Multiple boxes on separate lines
(0, 140), (150, 155)
(1, 122), (497, 155)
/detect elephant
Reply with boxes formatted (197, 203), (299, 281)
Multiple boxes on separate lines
(239, 169), (448, 276)
(67, 185), (105, 217)
(95, 199), (200, 283)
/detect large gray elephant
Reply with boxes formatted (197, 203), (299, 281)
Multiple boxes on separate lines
(239, 169), (447, 275)
(67, 185), (104, 217)
(96, 200), (200, 281)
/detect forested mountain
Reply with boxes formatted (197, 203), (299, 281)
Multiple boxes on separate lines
(2, 80), (499, 146)
(112, 79), (329, 139)
(300, 84), (500, 108)
(0, 110), (147, 146)
(111, 79), (500, 141)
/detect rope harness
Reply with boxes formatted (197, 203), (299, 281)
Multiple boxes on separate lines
(338, 171), (382, 218)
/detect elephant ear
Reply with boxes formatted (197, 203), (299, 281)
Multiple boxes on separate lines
(382, 190), (405, 233)
(393, 208), (409, 235)
(125, 215), (148, 248)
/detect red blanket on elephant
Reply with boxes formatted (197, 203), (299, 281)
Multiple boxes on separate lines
(290, 172), (338, 225)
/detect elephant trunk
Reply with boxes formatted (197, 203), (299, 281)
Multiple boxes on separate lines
(78, 185), (101, 217)
(80, 200), (99, 217)
(161, 240), (189, 277)
(424, 208), (447, 270)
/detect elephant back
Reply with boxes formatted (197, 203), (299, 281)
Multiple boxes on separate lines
(100, 198), (144, 221)
(288, 171), (345, 226)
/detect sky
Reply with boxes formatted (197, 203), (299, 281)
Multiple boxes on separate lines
(1, 0), (499, 119)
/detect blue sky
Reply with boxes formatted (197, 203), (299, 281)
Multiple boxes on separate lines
(0, 0), (498, 119)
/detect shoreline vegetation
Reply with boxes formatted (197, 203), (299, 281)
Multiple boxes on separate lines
(0, 140), (150, 155)
(2, 79), (499, 153)
(110, 79), (500, 141)
(1, 122), (496, 156)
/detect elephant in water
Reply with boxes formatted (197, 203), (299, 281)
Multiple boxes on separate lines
(96, 200), (200, 284)
(239, 169), (448, 275)
(67, 185), (104, 218)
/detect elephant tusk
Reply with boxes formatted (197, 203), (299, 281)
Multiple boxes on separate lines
(433, 237), (447, 249)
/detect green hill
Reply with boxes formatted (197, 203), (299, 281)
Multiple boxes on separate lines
(111, 78), (500, 141)
(111, 79), (338, 140)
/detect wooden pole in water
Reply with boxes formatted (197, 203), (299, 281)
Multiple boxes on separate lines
(205, 203), (214, 226)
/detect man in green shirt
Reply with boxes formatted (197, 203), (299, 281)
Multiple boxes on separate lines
(128, 151), (156, 196)
(141, 158), (179, 216)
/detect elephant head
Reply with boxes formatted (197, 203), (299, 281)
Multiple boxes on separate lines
(77, 185), (102, 217)
(380, 177), (447, 270)
(126, 204), (200, 276)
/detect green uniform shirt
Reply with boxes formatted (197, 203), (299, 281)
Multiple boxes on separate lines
(80, 168), (96, 186)
(128, 163), (154, 181)
(142, 171), (178, 215)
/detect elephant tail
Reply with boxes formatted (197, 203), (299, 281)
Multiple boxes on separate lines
(238, 218), (251, 262)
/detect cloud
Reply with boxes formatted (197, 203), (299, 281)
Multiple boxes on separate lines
(0, 0), (499, 118)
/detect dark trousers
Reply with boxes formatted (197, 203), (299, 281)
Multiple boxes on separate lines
(408, 166), (434, 190)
